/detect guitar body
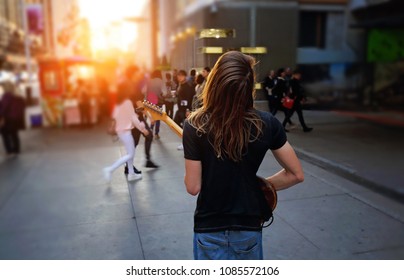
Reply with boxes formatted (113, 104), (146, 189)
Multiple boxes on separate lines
(142, 100), (278, 212)
(257, 176), (277, 211)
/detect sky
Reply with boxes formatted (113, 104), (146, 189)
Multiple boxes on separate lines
(77, 0), (148, 52)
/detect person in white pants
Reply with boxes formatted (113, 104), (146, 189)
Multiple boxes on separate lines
(103, 91), (149, 182)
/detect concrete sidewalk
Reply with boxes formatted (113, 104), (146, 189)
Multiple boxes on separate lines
(254, 100), (404, 201)
(0, 111), (403, 260)
(279, 109), (404, 202)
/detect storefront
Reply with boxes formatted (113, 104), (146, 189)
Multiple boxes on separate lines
(38, 56), (99, 127)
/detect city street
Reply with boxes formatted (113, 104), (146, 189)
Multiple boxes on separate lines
(0, 110), (404, 260)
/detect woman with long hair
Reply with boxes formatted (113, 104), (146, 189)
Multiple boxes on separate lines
(103, 89), (149, 182)
(183, 51), (304, 260)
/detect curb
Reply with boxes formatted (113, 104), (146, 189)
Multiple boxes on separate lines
(294, 147), (404, 204)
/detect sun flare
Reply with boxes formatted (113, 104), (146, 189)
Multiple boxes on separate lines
(78, 0), (147, 53)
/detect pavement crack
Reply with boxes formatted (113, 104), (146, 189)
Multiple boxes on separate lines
(126, 180), (146, 260)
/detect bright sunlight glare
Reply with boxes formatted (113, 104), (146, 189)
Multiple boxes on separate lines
(78, 0), (148, 53)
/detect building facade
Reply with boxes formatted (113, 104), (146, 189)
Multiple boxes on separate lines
(51, 0), (91, 58)
(0, 0), (54, 72)
(164, 0), (403, 109)
(350, 0), (404, 109)
(0, 0), (91, 71)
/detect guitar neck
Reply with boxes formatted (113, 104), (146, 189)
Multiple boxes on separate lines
(162, 116), (183, 138)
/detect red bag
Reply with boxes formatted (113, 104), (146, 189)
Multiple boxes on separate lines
(282, 96), (295, 109)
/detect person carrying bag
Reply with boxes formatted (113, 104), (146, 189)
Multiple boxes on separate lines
(282, 69), (313, 132)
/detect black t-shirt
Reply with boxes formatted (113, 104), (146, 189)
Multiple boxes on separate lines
(262, 76), (275, 91)
(183, 110), (287, 232)
(177, 82), (195, 111)
(272, 77), (287, 99)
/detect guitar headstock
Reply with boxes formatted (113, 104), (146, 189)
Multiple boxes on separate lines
(142, 100), (166, 121)
(142, 100), (183, 138)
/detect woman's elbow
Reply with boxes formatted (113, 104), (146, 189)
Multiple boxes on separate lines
(184, 180), (200, 196)
(187, 188), (199, 196)
(295, 171), (304, 184)
(186, 185), (200, 196)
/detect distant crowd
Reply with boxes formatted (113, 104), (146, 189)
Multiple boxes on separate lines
(262, 67), (313, 133)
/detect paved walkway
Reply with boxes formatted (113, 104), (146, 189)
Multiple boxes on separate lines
(283, 109), (404, 202)
(0, 109), (403, 260)
(255, 101), (404, 201)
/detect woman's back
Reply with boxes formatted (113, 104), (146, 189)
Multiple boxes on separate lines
(113, 99), (135, 132)
(183, 51), (304, 260)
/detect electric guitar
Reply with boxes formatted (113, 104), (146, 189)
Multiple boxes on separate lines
(142, 100), (277, 212)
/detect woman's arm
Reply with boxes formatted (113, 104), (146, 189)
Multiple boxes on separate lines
(128, 100), (148, 135)
(267, 141), (304, 191)
(184, 159), (202, 196)
(131, 113), (149, 135)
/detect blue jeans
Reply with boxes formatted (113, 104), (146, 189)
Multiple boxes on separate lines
(193, 230), (263, 260)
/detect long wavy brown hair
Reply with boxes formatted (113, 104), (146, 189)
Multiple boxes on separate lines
(187, 51), (263, 162)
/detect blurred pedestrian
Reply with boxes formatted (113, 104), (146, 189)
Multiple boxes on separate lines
(75, 79), (91, 128)
(97, 76), (109, 120)
(174, 69), (195, 150)
(0, 81), (26, 157)
(164, 72), (177, 119)
(183, 51), (304, 260)
(117, 66), (143, 175)
(103, 88), (149, 183)
(119, 66), (159, 172)
(201, 66), (211, 80)
(192, 73), (205, 111)
(192, 66), (210, 111)
(271, 68), (293, 128)
(262, 69), (276, 112)
(130, 68), (159, 169)
(285, 67), (292, 88)
(144, 69), (165, 139)
(282, 69), (313, 132)
(174, 69), (195, 128)
(172, 69), (179, 89)
(187, 69), (196, 88)
(270, 68), (287, 116)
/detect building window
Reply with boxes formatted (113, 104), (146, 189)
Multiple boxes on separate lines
(299, 11), (326, 48)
